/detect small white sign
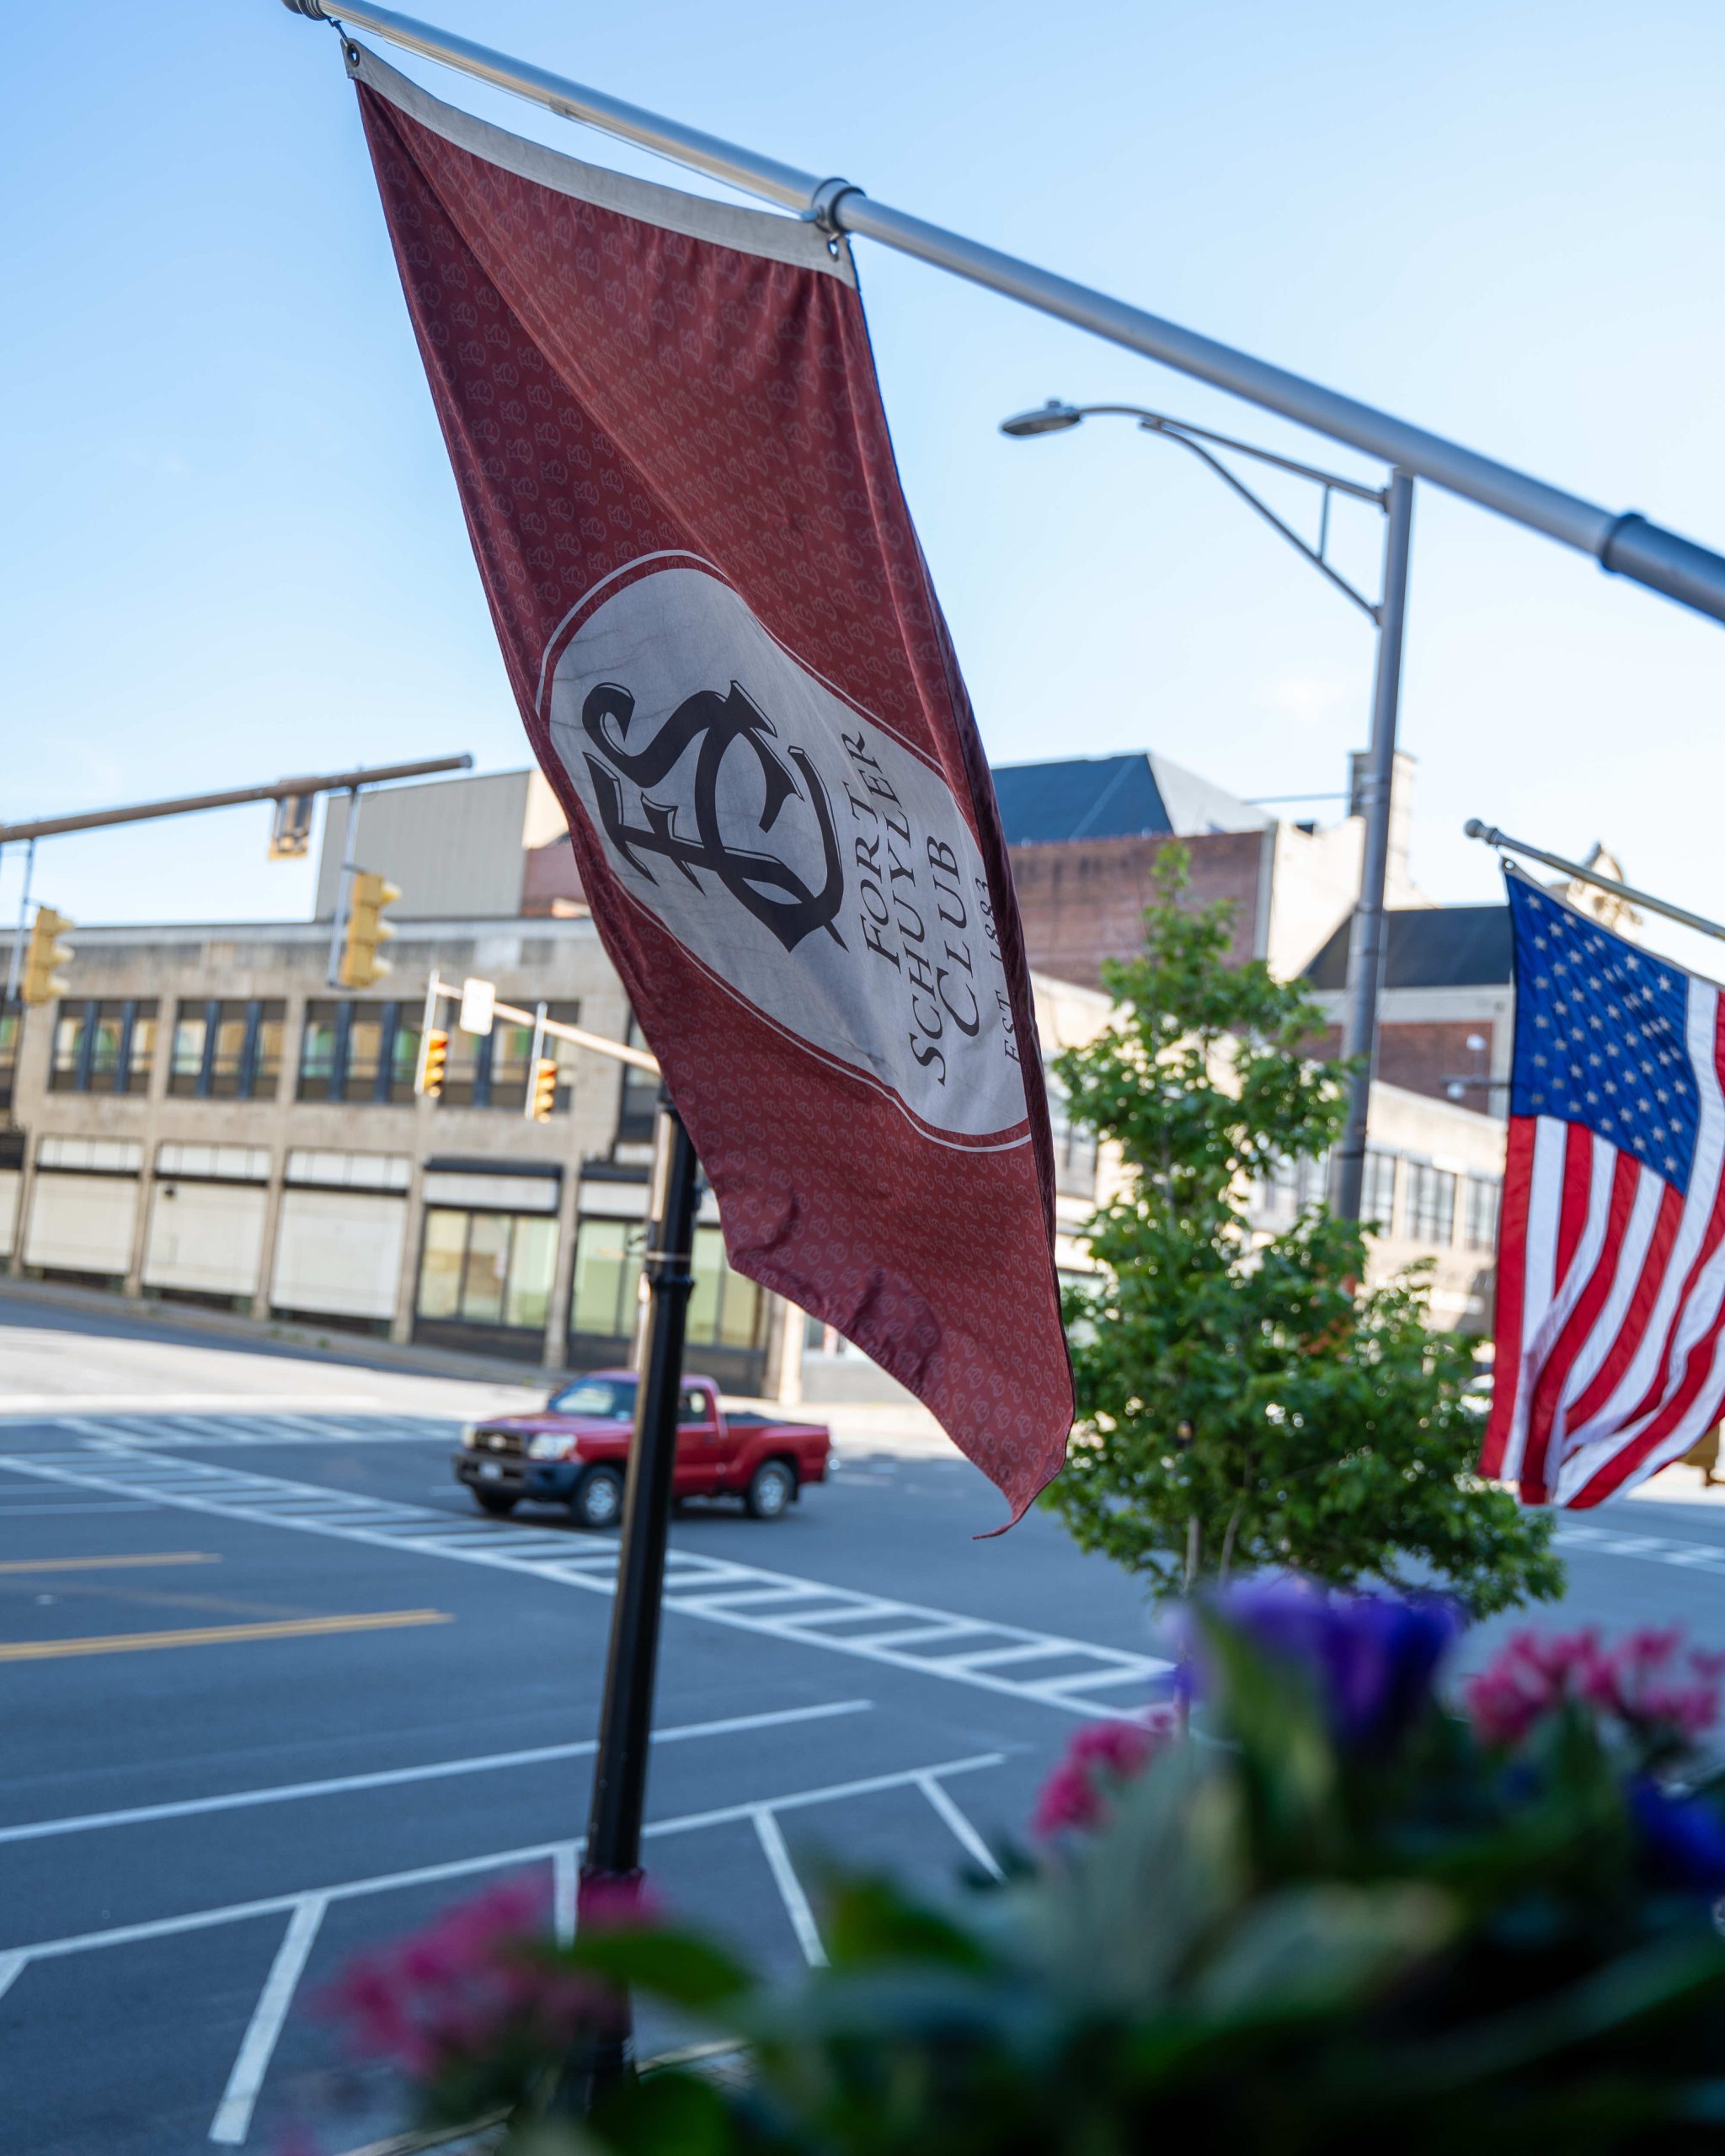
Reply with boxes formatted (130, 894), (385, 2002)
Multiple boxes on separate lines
(458, 976), (496, 1037)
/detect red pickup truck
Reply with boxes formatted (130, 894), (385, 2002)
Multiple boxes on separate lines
(454, 1369), (831, 1529)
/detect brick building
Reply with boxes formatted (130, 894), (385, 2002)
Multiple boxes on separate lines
(993, 745), (1427, 989)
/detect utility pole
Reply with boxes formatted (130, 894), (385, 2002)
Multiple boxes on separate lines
(1001, 404), (1415, 1221)
(1332, 471), (1415, 1221)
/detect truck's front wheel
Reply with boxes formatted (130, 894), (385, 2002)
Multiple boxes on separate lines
(745, 1459), (795, 1520)
(571, 1465), (625, 1531)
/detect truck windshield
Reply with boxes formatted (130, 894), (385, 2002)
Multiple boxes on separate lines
(546, 1378), (637, 1420)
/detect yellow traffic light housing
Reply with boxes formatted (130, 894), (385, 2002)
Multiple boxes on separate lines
(418, 1027), (449, 1100)
(528, 1055), (558, 1122)
(339, 872), (401, 990)
(21, 907), (74, 1006)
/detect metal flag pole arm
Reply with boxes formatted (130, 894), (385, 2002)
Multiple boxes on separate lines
(279, 0), (1725, 625)
(1465, 818), (1725, 947)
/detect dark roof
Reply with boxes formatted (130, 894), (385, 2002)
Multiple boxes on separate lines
(1303, 905), (1513, 990)
(991, 752), (1268, 846)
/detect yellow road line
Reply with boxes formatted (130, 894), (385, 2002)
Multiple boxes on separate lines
(0, 1552), (222, 1576)
(0, 1610), (452, 1663)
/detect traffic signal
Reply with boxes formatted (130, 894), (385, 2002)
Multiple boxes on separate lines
(20, 907), (73, 1005)
(268, 792), (314, 861)
(418, 1027), (449, 1099)
(527, 1055), (558, 1122)
(339, 871), (401, 990)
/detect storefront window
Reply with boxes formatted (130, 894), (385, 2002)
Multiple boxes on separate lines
(504, 1216), (557, 1331)
(690, 1224), (762, 1352)
(417, 1208), (465, 1321)
(416, 1207), (558, 1338)
(570, 1215), (643, 1343)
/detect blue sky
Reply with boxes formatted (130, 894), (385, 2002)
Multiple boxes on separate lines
(4, 1), (1722, 971)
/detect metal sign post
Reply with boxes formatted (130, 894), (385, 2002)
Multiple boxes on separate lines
(278, 0), (1725, 627)
(576, 1094), (700, 2085)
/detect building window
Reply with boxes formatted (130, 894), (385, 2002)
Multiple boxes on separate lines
(1360, 1149), (1399, 1232)
(483, 1003), (582, 1113)
(688, 1225), (763, 1353)
(416, 1207), (558, 1334)
(569, 1214), (761, 1371)
(1464, 1175), (1501, 1251)
(0, 1006), (17, 1110)
(1252, 1154), (1303, 1225)
(569, 1215), (645, 1345)
(297, 1001), (424, 1105)
(615, 1015), (659, 1145)
(48, 1000), (158, 1095)
(1046, 1081), (1099, 1201)
(1404, 1161), (1457, 1245)
(168, 1000), (286, 1100)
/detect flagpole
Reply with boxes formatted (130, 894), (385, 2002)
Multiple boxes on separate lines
(277, 0), (1725, 627)
(577, 1091), (699, 2079)
(1465, 820), (1725, 947)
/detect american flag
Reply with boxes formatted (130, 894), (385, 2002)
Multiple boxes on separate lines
(1482, 867), (1721, 1507)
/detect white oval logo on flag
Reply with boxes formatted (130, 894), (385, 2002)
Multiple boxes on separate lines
(545, 562), (1028, 1142)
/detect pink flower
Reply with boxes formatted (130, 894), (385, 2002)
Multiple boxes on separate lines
(1465, 1625), (1722, 1759)
(1033, 1707), (1178, 1840)
(320, 1870), (625, 2084)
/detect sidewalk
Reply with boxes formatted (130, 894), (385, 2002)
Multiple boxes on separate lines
(0, 1274), (953, 1452)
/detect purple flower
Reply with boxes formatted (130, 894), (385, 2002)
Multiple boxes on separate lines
(1200, 1581), (1459, 1754)
(1626, 1777), (1725, 1897)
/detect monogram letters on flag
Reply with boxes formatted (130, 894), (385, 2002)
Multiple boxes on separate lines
(1482, 867), (1725, 1507)
(350, 45), (1073, 1518)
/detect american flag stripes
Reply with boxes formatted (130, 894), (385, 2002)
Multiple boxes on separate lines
(1482, 867), (1724, 1507)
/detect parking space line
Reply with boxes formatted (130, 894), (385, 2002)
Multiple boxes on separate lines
(0, 1499), (158, 1517)
(917, 1775), (1003, 1880)
(0, 1552), (220, 1576)
(0, 1450), (1169, 1715)
(0, 1699), (874, 1846)
(553, 1846), (577, 1946)
(208, 1893), (327, 2147)
(0, 1609), (451, 1663)
(753, 1811), (825, 1967)
(0, 1951), (24, 2004)
(0, 1753), (1007, 1964)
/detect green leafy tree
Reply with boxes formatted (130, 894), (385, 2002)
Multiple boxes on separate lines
(1044, 846), (1560, 1616)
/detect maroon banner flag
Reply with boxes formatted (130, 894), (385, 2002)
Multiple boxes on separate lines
(350, 46), (1072, 1519)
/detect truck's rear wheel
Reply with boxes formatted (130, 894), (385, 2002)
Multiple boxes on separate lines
(745, 1458), (795, 1520)
(572, 1465), (625, 1531)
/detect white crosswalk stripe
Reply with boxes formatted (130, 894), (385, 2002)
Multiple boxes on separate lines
(0, 1443), (1167, 1716)
(40, 1412), (453, 1449)
(1556, 1520), (1725, 1572)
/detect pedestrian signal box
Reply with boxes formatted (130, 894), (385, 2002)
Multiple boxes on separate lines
(528, 1056), (558, 1122)
(339, 872), (401, 990)
(417, 1027), (450, 1100)
(21, 908), (74, 1005)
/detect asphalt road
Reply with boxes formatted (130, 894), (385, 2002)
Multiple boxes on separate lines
(3, 1289), (1724, 2155)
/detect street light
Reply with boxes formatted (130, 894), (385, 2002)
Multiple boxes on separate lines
(1000, 398), (1415, 1224)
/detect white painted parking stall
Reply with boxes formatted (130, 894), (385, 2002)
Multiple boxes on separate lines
(0, 1732), (1005, 2145)
(0, 1401), (1156, 2148)
(0, 1437), (1171, 1716)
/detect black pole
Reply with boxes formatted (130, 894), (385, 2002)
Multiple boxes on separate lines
(577, 1092), (699, 2079)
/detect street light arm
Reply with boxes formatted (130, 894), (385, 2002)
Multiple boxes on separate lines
(1148, 425), (1381, 622)
(1066, 404), (1386, 503)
